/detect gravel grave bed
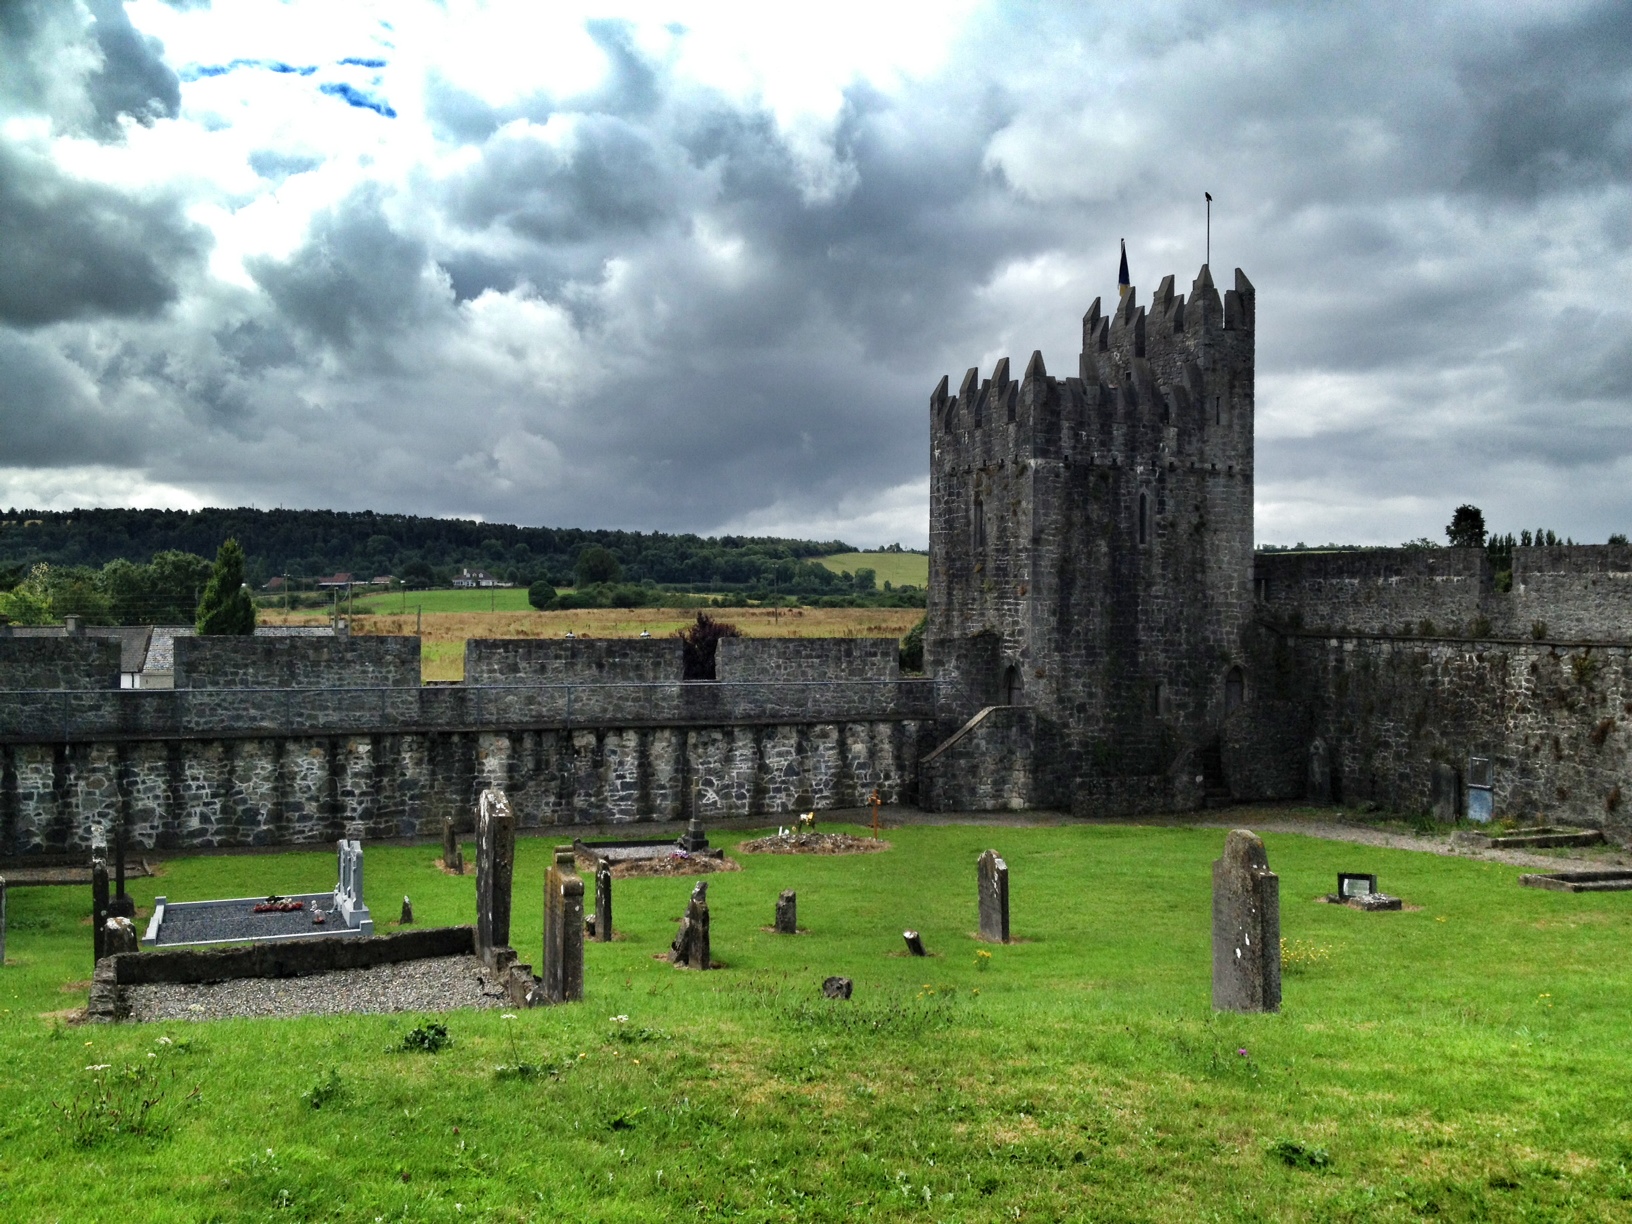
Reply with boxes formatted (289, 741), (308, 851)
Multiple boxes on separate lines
(574, 851), (740, 879)
(126, 955), (508, 1022)
(737, 832), (891, 855)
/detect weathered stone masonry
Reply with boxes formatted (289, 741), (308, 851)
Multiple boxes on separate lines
(1, 635), (931, 853)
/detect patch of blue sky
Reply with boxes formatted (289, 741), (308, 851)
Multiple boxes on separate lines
(318, 82), (397, 119)
(181, 59), (317, 82)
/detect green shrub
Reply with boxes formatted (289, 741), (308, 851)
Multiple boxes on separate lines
(398, 1022), (451, 1054)
(527, 579), (556, 610)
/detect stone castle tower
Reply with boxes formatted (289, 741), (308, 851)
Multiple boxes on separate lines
(925, 264), (1257, 812)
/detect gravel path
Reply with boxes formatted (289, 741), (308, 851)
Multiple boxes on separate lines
(126, 955), (508, 1023)
(859, 805), (1629, 870)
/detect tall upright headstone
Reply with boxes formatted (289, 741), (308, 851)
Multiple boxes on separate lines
(671, 880), (711, 970)
(1429, 763), (1460, 824)
(542, 847), (585, 1003)
(91, 853), (110, 964)
(332, 837), (373, 933)
(109, 818), (135, 919)
(442, 816), (464, 874)
(593, 859), (613, 943)
(774, 889), (797, 934)
(475, 788), (516, 966)
(976, 849), (1009, 943)
(1211, 829), (1281, 1013)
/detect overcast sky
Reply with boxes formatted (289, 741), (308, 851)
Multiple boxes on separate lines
(2, 1), (1629, 548)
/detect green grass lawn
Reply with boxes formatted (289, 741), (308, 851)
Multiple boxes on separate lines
(346, 587), (536, 615)
(4, 814), (1631, 1220)
(816, 552), (928, 588)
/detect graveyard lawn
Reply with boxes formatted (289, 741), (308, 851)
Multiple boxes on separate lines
(4, 815), (1632, 1221)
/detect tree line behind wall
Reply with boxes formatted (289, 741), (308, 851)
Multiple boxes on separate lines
(0, 507), (863, 594)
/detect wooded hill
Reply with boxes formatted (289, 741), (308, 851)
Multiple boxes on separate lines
(0, 507), (889, 596)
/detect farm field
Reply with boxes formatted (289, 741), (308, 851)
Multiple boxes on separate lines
(259, 606), (924, 682)
(4, 811), (1631, 1220)
(815, 551), (928, 588)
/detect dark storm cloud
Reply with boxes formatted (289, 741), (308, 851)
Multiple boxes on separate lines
(83, 0), (181, 135)
(5, 2), (1632, 549)
(0, 143), (208, 327)
(247, 188), (440, 351)
(445, 114), (678, 241)
(1459, 0), (1632, 200)
(0, 333), (137, 466)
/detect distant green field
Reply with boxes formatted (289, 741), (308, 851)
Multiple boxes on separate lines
(344, 587), (534, 614)
(816, 551), (928, 588)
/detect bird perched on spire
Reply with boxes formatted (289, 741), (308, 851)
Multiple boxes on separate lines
(1118, 238), (1130, 300)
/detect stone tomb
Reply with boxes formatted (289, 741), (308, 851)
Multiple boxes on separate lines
(143, 837), (375, 947)
(976, 849), (1009, 942)
(1211, 829), (1281, 1013)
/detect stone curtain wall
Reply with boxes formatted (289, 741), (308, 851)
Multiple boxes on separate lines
(1254, 549), (1489, 636)
(0, 718), (928, 855)
(463, 638), (683, 686)
(1234, 630), (1632, 837)
(0, 637), (122, 691)
(1256, 546), (1632, 643)
(716, 637), (900, 682)
(1508, 546), (1632, 641)
(174, 636), (421, 689)
(919, 707), (1036, 811)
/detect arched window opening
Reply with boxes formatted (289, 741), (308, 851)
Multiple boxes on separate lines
(1002, 664), (1022, 706)
(974, 497), (987, 552)
(1224, 666), (1245, 714)
(1153, 681), (1167, 717)
(1214, 396), (1223, 426)
(1138, 491), (1149, 545)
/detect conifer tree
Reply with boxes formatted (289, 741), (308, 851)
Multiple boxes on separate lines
(195, 539), (256, 635)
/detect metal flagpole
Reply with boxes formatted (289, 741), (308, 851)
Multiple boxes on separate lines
(1205, 192), (1212, 267)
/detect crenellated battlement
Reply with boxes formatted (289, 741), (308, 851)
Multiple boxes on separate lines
(927, 260), (1257, 813)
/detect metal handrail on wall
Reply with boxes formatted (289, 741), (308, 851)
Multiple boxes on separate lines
(0, 678), (941, 744)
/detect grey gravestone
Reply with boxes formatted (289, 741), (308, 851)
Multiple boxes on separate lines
(333, 837), (373, 933)
(542, 848), (585, 1003)
(1429, 763), (1459, 824)
(475, 789), (516, 966)
(678, 817), (710, 853)
(103, 916), (139, 957)
(822, 976), (853, 999)
(977, 850), (1009, 943)
(775, 890), (797, 934)
(442, 816), (464, 874)
(1211, 829), (1281, 1013)
(109, 821), (135, 920)
(1307, 739), (1331, 803)
(671, 880), (711, 970)
(594, 860), (613, 943)
(91, 853), (110, 963)
(1337, 873), (1376, 899)
(902, 930), (927, 957)
(400, 896), (414, 925)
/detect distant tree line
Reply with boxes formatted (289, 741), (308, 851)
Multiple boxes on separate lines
(0, 508), (926, 622)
